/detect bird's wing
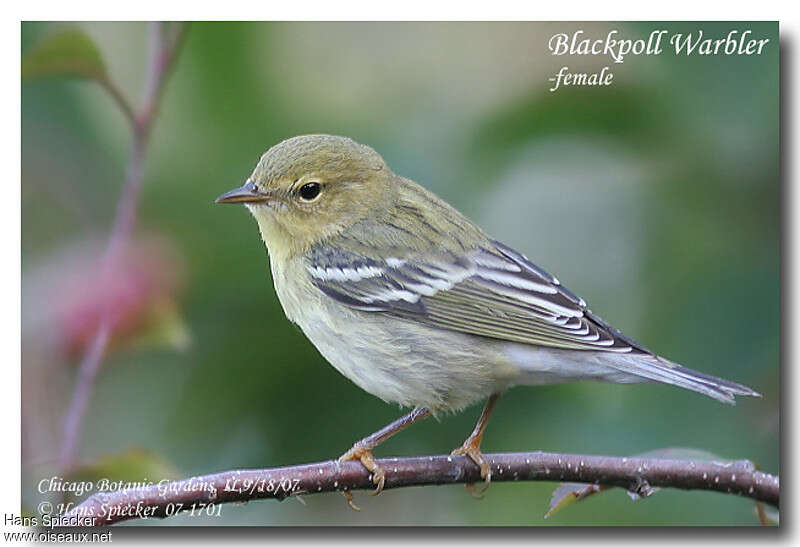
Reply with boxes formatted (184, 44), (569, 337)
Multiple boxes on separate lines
(305, 240), (651, 354)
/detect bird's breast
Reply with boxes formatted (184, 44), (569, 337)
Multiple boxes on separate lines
(267, 255), (517, 410)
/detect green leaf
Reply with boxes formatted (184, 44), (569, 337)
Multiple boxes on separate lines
(22, 28), (107, 82)
(545, 482), (610, 519)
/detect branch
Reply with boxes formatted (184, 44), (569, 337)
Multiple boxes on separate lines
(58, 22), (188, 474)
(53, 451), (779, 526)
(97, 77), (136, 129)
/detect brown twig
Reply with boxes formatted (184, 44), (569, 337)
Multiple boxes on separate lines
(58, 22), (189, 475)
(52, 451), (779, 526)
(97, 77), (136, 129)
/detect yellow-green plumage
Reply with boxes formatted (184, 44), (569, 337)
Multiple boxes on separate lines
(221, 134), (758, 411)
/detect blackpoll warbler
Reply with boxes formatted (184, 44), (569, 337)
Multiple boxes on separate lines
(217, 134), (759, 501)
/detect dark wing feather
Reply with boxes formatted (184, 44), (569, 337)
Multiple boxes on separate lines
(305, 240), (651, 354)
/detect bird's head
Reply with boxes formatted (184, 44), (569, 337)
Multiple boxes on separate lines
(217, 134), (393, 257)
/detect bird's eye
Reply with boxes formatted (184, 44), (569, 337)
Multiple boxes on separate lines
(299, 182), (322, 201)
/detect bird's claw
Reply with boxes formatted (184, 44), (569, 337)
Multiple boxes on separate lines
(451, 438), (492, 497)
(338, 443), (386, 509)
(341, 489), (360, 511)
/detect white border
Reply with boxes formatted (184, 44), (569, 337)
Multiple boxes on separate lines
(4, 5), (794, 544)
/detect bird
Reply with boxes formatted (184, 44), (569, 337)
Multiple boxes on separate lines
(216, 134), (759, 504)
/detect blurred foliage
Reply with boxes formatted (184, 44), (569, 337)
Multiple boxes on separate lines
(22, 27), (107, 82)
(66, 449), (179, 505)
(21, 21), (778, 525)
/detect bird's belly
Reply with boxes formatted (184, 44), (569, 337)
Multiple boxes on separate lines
(293, 303), (517, 411)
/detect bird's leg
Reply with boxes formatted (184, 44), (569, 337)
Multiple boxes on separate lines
(451, 393), (500, 495)
(338, 406), (432, 508)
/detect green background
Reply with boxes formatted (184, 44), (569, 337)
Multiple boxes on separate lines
(21, 21), (779, 525)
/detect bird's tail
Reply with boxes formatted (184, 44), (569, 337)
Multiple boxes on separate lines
(604, 352), (761, 405)
(510, 345), (760, 404)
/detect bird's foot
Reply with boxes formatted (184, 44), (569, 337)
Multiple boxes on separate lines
(451, 436), (492, 497)
(338, 442), (386, 510)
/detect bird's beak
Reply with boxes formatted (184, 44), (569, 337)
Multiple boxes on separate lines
(215, 181), (275, 204)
